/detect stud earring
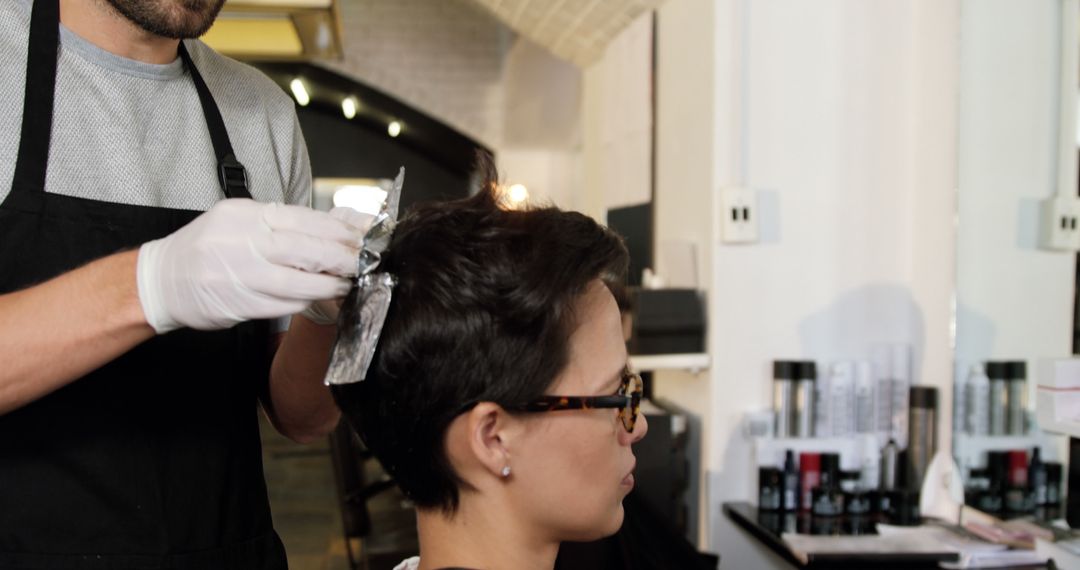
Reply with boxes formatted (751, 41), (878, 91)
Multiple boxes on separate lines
(501, 466), (512, 478)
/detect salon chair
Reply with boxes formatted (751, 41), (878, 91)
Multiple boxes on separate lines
(329, 421), (398, 570)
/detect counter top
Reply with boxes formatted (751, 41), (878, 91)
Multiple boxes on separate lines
(723, 502), (970, 569)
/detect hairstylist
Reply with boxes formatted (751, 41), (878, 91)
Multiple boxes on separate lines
(0, 1), (361, 568)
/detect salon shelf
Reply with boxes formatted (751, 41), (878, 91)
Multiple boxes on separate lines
(723, 502), (960, 568)
(952, 433), (1061, 477)
(1038, 420), (1080, 439)
(629, 353), (710, 374)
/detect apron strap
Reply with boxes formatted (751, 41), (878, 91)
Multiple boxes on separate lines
(10, 0), (60, 194)
(178, 42), (252, 200)
(7, 0), (251, 201)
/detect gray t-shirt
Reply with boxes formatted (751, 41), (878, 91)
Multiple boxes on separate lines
(0, 0), (311, 210)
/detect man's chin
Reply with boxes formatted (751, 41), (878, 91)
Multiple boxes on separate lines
(104, 0), (226, 40)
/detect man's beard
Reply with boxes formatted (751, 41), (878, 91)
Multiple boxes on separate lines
(104, 0), (227, 40)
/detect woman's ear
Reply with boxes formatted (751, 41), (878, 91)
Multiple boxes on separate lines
(463, 402), (522, 480)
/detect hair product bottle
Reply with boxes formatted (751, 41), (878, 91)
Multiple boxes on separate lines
(812, 454), (844, 517)
(1029, 447), (1047, 507)
(794, 361), (817, 438)
(890, 345), (912, 448)
(1005, 450), (1030, 513)
(759, 467), (782, 511)
(1046, 462), (1063, 506)
(906, 387), (938, 491)
(871, 345), (893, 445)
(782, 450), (800, 511)
(830, 362), (856, 437)
(966, 364), (990, 436)
(773, 361), (796, 438)
(854, 361), (876, 434)
(1006, 361), (1028, 436)
(814, 366), (832, 438)
(880, 438), (899, 491)
(986, 361), (1009, 436)
(799, 452), (822, 511)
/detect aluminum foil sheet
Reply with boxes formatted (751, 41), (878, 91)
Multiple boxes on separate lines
(324, 167), (404, 385)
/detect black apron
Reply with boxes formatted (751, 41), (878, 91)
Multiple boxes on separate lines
(0, 1), (287, 568)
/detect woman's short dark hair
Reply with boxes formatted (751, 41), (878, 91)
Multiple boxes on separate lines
(331, 160), (629, 513)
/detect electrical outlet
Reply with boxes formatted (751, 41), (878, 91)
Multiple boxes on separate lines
(720, 187), (758, 244)
(1039, 196), (1080, 251)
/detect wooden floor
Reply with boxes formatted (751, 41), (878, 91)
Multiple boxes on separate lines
(260, 414), (419, 570)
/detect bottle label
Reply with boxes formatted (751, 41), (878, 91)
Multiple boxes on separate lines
(783, 472), (799, 510)
(1005, 488), (1027, 513)
(977, 493), (1002, 513)
(801, 472), (820, 511)
(760, 488), (781, 510)
(812, 494), (841, 517)
(847, 495), (871, 515)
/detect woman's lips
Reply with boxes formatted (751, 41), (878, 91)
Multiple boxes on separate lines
(621, 462), (636, 488)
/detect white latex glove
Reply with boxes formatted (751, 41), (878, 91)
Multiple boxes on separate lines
(137, 199), (364, 333)
(296, 207), (376, 325)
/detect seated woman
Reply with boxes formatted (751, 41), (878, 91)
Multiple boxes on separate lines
(331, 164), (648, 570)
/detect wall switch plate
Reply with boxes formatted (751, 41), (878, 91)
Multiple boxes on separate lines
(1039, 196), (1080, 251)
(720, 186), (758, 244)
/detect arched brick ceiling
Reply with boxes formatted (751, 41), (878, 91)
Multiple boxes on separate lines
(466, 0), (668, 66)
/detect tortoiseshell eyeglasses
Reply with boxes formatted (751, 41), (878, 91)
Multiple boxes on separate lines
(506, 368), (643, 433)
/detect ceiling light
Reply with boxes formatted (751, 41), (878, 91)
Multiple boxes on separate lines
(507, 183), (529, 206)
(342, 96), (358, 119)
(333, 184), (388, 215)
(387, 120), (402, 138)
(316, 21), (332, 51)
(290, 78), (310, 106)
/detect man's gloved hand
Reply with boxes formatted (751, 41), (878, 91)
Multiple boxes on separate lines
(136, 199), (366, 334)
(296, 206), (375, 326)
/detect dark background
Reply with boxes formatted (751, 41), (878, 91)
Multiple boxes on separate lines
(255, 62), (486, 211)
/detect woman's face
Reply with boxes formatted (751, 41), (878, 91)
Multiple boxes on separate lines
(511, 280), (648, 542)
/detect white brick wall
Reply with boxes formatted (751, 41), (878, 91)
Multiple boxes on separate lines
(470, 0), (667, 66)
(326, 0), (513, 147)
(325, 0), (590, 210)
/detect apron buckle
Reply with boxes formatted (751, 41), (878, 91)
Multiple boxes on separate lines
(218, 154), (249, 198)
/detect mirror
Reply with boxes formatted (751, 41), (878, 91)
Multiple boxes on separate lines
(952, 0), (1077, 519)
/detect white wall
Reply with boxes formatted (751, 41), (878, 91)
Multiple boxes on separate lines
(582, 13), (655, 221)
(498, 37), (584, 208)
(955, 0), (1076, 399)
(327, 0), (511, 147)
(643, 0), (960, 562)
(651, 0), (719, 550)
(496, 148), (583, 208)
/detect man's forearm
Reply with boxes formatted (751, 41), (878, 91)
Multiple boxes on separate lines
(0, 250), (154, 415)
(267, 316), (341, 443)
